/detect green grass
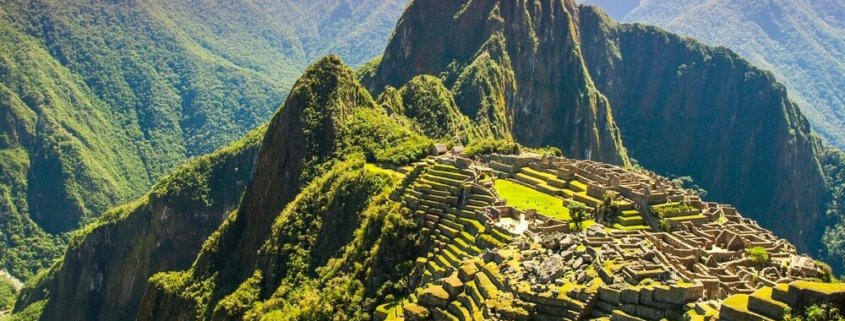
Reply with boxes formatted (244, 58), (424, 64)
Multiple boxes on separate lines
(494, 180), (570, 220)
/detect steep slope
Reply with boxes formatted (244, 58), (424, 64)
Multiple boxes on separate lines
(822, 148), (845, 269)
(362, 0), (629, 164)
(0, 0), (405, 279)
(13, 55), (435, 321)
(134, 56), (430, 321)
(13, 126), (265, 321)
(582, 0), (845, 148)
(377, 75), (478, 140)
(0, 20), (145, 278)
(577, 6), (828, 253)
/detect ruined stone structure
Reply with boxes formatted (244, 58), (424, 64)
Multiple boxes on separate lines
(378, 152), (844, 321)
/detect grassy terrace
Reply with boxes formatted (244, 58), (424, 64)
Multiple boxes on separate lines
(365, 163), (405, 179)
(494, 179), (570, 220)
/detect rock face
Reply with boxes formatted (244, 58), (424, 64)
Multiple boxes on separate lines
(13, 128), (264, 321)
(363, 0), (629, 165)
(577, 6), (828, 252)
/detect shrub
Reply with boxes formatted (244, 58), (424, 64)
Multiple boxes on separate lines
(465, 138), (520, 157)
(747, 246), (770, 266)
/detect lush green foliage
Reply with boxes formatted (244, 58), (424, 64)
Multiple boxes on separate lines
(747, 246), (770, 266)
(821, 148), (845, 271)
(0, 275), (17, 311)
(465, 138), (521, 157)
(12, 124), (266, 321)
(0, 0), (405, 281)
(567, 202), (590, 231)
(785, 304), (845, 321)
(651, 202), (696, 219)
(149, 157), (420, 321)
(494, 180), (570, 220)
(343, 108), (433, 165)
(379, 75), (477, 141)
(5, 299), (43, 321)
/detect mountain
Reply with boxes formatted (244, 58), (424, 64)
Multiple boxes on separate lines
(362, 0), (629, 164)
(363, 0), (827, 256)
(0, 0), (405, 279)
(576, 5), (828, 255)
(579, 0), (845, 149)
(10, 0), (845, 320)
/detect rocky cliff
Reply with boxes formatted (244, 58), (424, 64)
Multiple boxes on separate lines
(577, 5), (828, 252)
(362, 0), (629, 165)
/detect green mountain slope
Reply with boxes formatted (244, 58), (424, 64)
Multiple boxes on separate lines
(577, 6), (828, 253)
(0, 0), (405, 280)
(15, 126), (265, 321)
(14, 55), (434, 321)
(134, 56), (430, 321)
(582, 0), (845, 149)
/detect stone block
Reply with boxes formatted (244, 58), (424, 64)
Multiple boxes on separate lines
(620, 288), (639, 304)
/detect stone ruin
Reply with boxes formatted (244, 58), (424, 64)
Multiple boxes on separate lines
(376, 152), (843, 321)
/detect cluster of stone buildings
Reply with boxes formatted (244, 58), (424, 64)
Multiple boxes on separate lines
(379, 151), (843, 321)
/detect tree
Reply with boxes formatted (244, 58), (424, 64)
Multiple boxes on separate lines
(785, 304), (845, 321)
(568, 202), (589, 231)
(747, 246), (770, 266)
(597, 191), (620, 223)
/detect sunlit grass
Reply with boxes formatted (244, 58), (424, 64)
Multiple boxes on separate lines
(494, 179), (570, 220)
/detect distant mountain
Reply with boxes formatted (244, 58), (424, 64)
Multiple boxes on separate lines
(579, 0), (845, 149)
(0, 0), (405, 279)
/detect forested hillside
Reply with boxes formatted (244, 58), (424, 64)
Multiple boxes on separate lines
(0, 0), (405, 280)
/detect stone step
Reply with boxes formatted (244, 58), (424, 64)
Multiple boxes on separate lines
(569, 180), (588, 192)
(610, 309), (646, 321)
(747, 287), (788, 320)
(440, 223), (460, 238)
(429, 169), (470, 181)
(419, 178), (460, 194)
(459, 218), (486, 235)
(426, 188), (452, 198)
(520, 167), (557, 181)
(468, 193), (495, 203)
(458, 210), (477, 220)
(447, 301), (472, 321)
(441, 247), (462, 268)
(514, 172), (545, 186)
(617, 214), (644, 226)
(665, 214), (709, 225)
(431, 307), (461, 321)
(439, 217), (464, 232)
(434, 164), (474, 176)
(425, 174), (465, 189)
(719, 294), (776, 321)
(465, 199), (489, 208)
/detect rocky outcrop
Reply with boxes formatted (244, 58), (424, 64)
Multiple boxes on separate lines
(13, 127), (264, 321)
(363, 0), (629, 165)
(577, 6), (828, 252)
